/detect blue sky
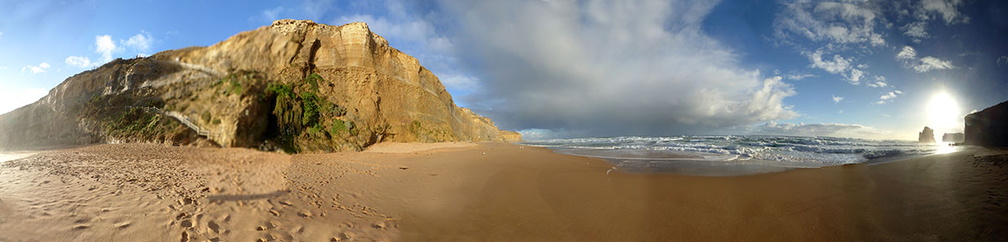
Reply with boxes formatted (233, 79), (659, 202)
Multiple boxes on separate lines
(1, 0), (1006, 140)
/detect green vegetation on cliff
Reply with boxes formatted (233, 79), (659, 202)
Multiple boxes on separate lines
(82, 94), (196, 144)
(264, 73), (357, 153)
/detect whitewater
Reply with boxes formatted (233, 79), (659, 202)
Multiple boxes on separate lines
(523, 135), (960, 175)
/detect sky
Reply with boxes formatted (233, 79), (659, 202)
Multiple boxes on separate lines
(1, 0), (1006, 140)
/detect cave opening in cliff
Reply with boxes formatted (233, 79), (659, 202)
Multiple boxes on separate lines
(261, 94), (294, 153)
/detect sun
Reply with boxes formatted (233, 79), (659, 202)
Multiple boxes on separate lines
(926, 91), (962, 132)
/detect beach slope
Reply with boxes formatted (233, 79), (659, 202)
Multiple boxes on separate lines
(0, 143), (1005, 241)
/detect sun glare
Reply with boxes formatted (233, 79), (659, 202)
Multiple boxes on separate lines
(926, 91), (962, 133)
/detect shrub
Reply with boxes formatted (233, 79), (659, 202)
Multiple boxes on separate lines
(300, 91), (321, 127)
(305, 73), (322, 92)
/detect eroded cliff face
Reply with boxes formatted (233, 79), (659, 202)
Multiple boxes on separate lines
(0, 20), (519, 152)
(965, 100), (1008, 147)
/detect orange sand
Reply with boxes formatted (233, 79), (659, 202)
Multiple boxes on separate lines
(0, 143), (1005, 241)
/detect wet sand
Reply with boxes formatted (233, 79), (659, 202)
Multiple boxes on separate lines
(0, 143), (1006, 241)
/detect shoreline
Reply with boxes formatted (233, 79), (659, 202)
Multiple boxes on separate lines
(537, 144), (977, 177)
(1, 142), (1006, 241)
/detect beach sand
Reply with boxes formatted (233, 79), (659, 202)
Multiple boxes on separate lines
(0, 143), (1006, 241)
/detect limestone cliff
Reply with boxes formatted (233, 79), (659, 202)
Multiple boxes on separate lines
(965, 100), (1008, 147)
(0, 20), (519, 152)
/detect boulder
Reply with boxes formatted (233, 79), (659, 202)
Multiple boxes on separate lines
(918, 126), (936, 143)
(965, 100), (1008, 147)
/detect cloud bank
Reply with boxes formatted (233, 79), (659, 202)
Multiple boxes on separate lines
(437, 0), (797, 136)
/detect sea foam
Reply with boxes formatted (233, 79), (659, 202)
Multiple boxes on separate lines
(523, 135), (953, 172)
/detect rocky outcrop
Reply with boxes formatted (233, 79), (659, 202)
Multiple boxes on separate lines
(918, 126), (936, 143)
(941, 133), (964, 143)
(0, 20), (519, 152)
(965, 100), (1008, 147)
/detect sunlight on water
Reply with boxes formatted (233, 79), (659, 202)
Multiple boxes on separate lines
(933, 143), (960, 155)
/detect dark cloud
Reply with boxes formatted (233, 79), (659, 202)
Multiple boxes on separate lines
(434, 0), (797, 136)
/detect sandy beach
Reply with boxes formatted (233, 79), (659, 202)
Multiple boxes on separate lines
(1, 142), (1006, 241)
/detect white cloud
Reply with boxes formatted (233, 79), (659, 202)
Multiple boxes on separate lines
(775, 1), (968, 87)
(806, 49), (851, 74)
(895, 46), (954, 72)
(998, 56), (1008, 66)
(0, 32), (4, 39)
(775, 1), (885, 47)
(896, 46), (917, 60)
(903, 21), (928, 40)
(900, 0), (967, 40)
(848, 68), (864, 84)
(95, 35), (118, 62)
(804, 49), (863, 85)
(919, 0), (966, 24)
(65, 56), (92, 68)
(867, 76), (888, 88)
(832, 95), (844, 103)
(877, 90), (903, 104)
(784, 73), (815, 80)
(441, 0), (797, 135)
(71, 32), (152, 67)
(123, 32), (153, 53)
(915, 56), (954, 72)
(20, 62), (50, 74)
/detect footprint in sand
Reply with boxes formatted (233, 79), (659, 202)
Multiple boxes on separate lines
(207, 220), (220, 234)
(290, 226), (304, 235)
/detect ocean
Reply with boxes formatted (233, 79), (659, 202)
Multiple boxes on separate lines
(522, 135), (959, 176)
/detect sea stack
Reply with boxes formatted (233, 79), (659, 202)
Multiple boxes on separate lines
(0, 19), (520, 152)
(918, 126), (936, 143)
(942, 133), (965, 143)
(964, 100), (1008, 147)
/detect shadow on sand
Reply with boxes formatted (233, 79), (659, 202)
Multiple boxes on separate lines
(207, 190), (290, 202)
